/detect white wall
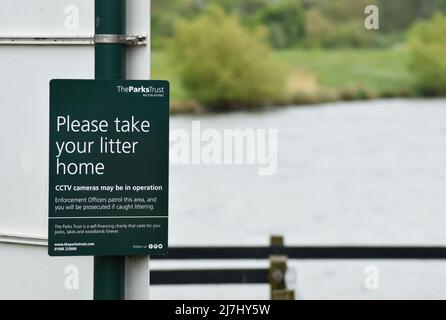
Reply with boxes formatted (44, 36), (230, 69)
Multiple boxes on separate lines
(0, 0), (150, 299)
(0, 243), (93, 299)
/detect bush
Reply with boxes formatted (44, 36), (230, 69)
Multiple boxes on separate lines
(408, 13), (446, 95)
(304, 9), (333, 47)
(255, 0), (305, 48)
(168, 5), (284, 111)
(310, 0), (378, 22)
(152, 0), (202, 49)
(324, 21), (373, 48)
(305, 9), (372, 48)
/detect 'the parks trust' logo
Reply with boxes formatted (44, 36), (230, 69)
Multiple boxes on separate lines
(117, 85), (166, 97)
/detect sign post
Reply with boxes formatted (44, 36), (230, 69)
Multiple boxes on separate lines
(93, 0), (126, 301)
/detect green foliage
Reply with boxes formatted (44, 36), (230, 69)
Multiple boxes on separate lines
(305, 9), (372, 48)
(274, 48), (412, 96)
(303, 0), (376, 48)
(324, 21), (373, 48)
(151, 0), (446, 50)
(154, 47), (415, 111)
(168, 5), (284, 110)
(152, 0), (304, 49)
(408, 13), (446, 95)
(304, 9), (331, 47)
(215, 0), (271, 16)
(255, 0), (305, 48)
(307, 0), (377, 21)
(379, 0), (446, 32)
(151, 0), (203, 47)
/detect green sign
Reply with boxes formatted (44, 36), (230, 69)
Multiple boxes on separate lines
(48, 79), (169, 256)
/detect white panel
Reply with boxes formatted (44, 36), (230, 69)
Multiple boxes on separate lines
(125, 0), (151, 300)
(0, 0), (94, 36)
(126, 0), (151, 79)
(0, 0), (151, 299)
(0, 0), (151, 237)
(0, 46), (94, 236)
(0, 243), (92, 299)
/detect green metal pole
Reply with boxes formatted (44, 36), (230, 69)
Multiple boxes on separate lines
(94, 0), (126, 300)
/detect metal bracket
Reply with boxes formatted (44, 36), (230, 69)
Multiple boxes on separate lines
(0, 36), (94, 45)
(94, 34), (147, 46)
(0, 34), (147, 46)
(0, 232), (48, 247)
(125, 34), (148, 46)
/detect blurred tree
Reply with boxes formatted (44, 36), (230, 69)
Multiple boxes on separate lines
(151, 0), (446, 49)
(216, 0), (270, 15)
(408, 13), (446, 95)
(304, 0), (374, 48)
(306, 0), (377, 21)
(153, 0), (305, 49)
(168, 5), (284, 110)
(255, 0), (305, 48)
(379, 0), (446, 32)
(325, 20), (373, 48)
(304, 8), (332, 47)
(152, 0), (202, 47)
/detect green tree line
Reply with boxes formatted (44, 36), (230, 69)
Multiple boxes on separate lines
(152, 0), (446, 49)
(152, 1), (446, 111)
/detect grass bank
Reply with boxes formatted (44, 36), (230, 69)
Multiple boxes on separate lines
(152, 48), (414, 113)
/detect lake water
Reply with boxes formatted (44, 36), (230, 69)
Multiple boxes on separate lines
(152, 99), (446, 299)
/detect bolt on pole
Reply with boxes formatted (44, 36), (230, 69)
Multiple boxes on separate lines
(93, 0), (126, 300)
